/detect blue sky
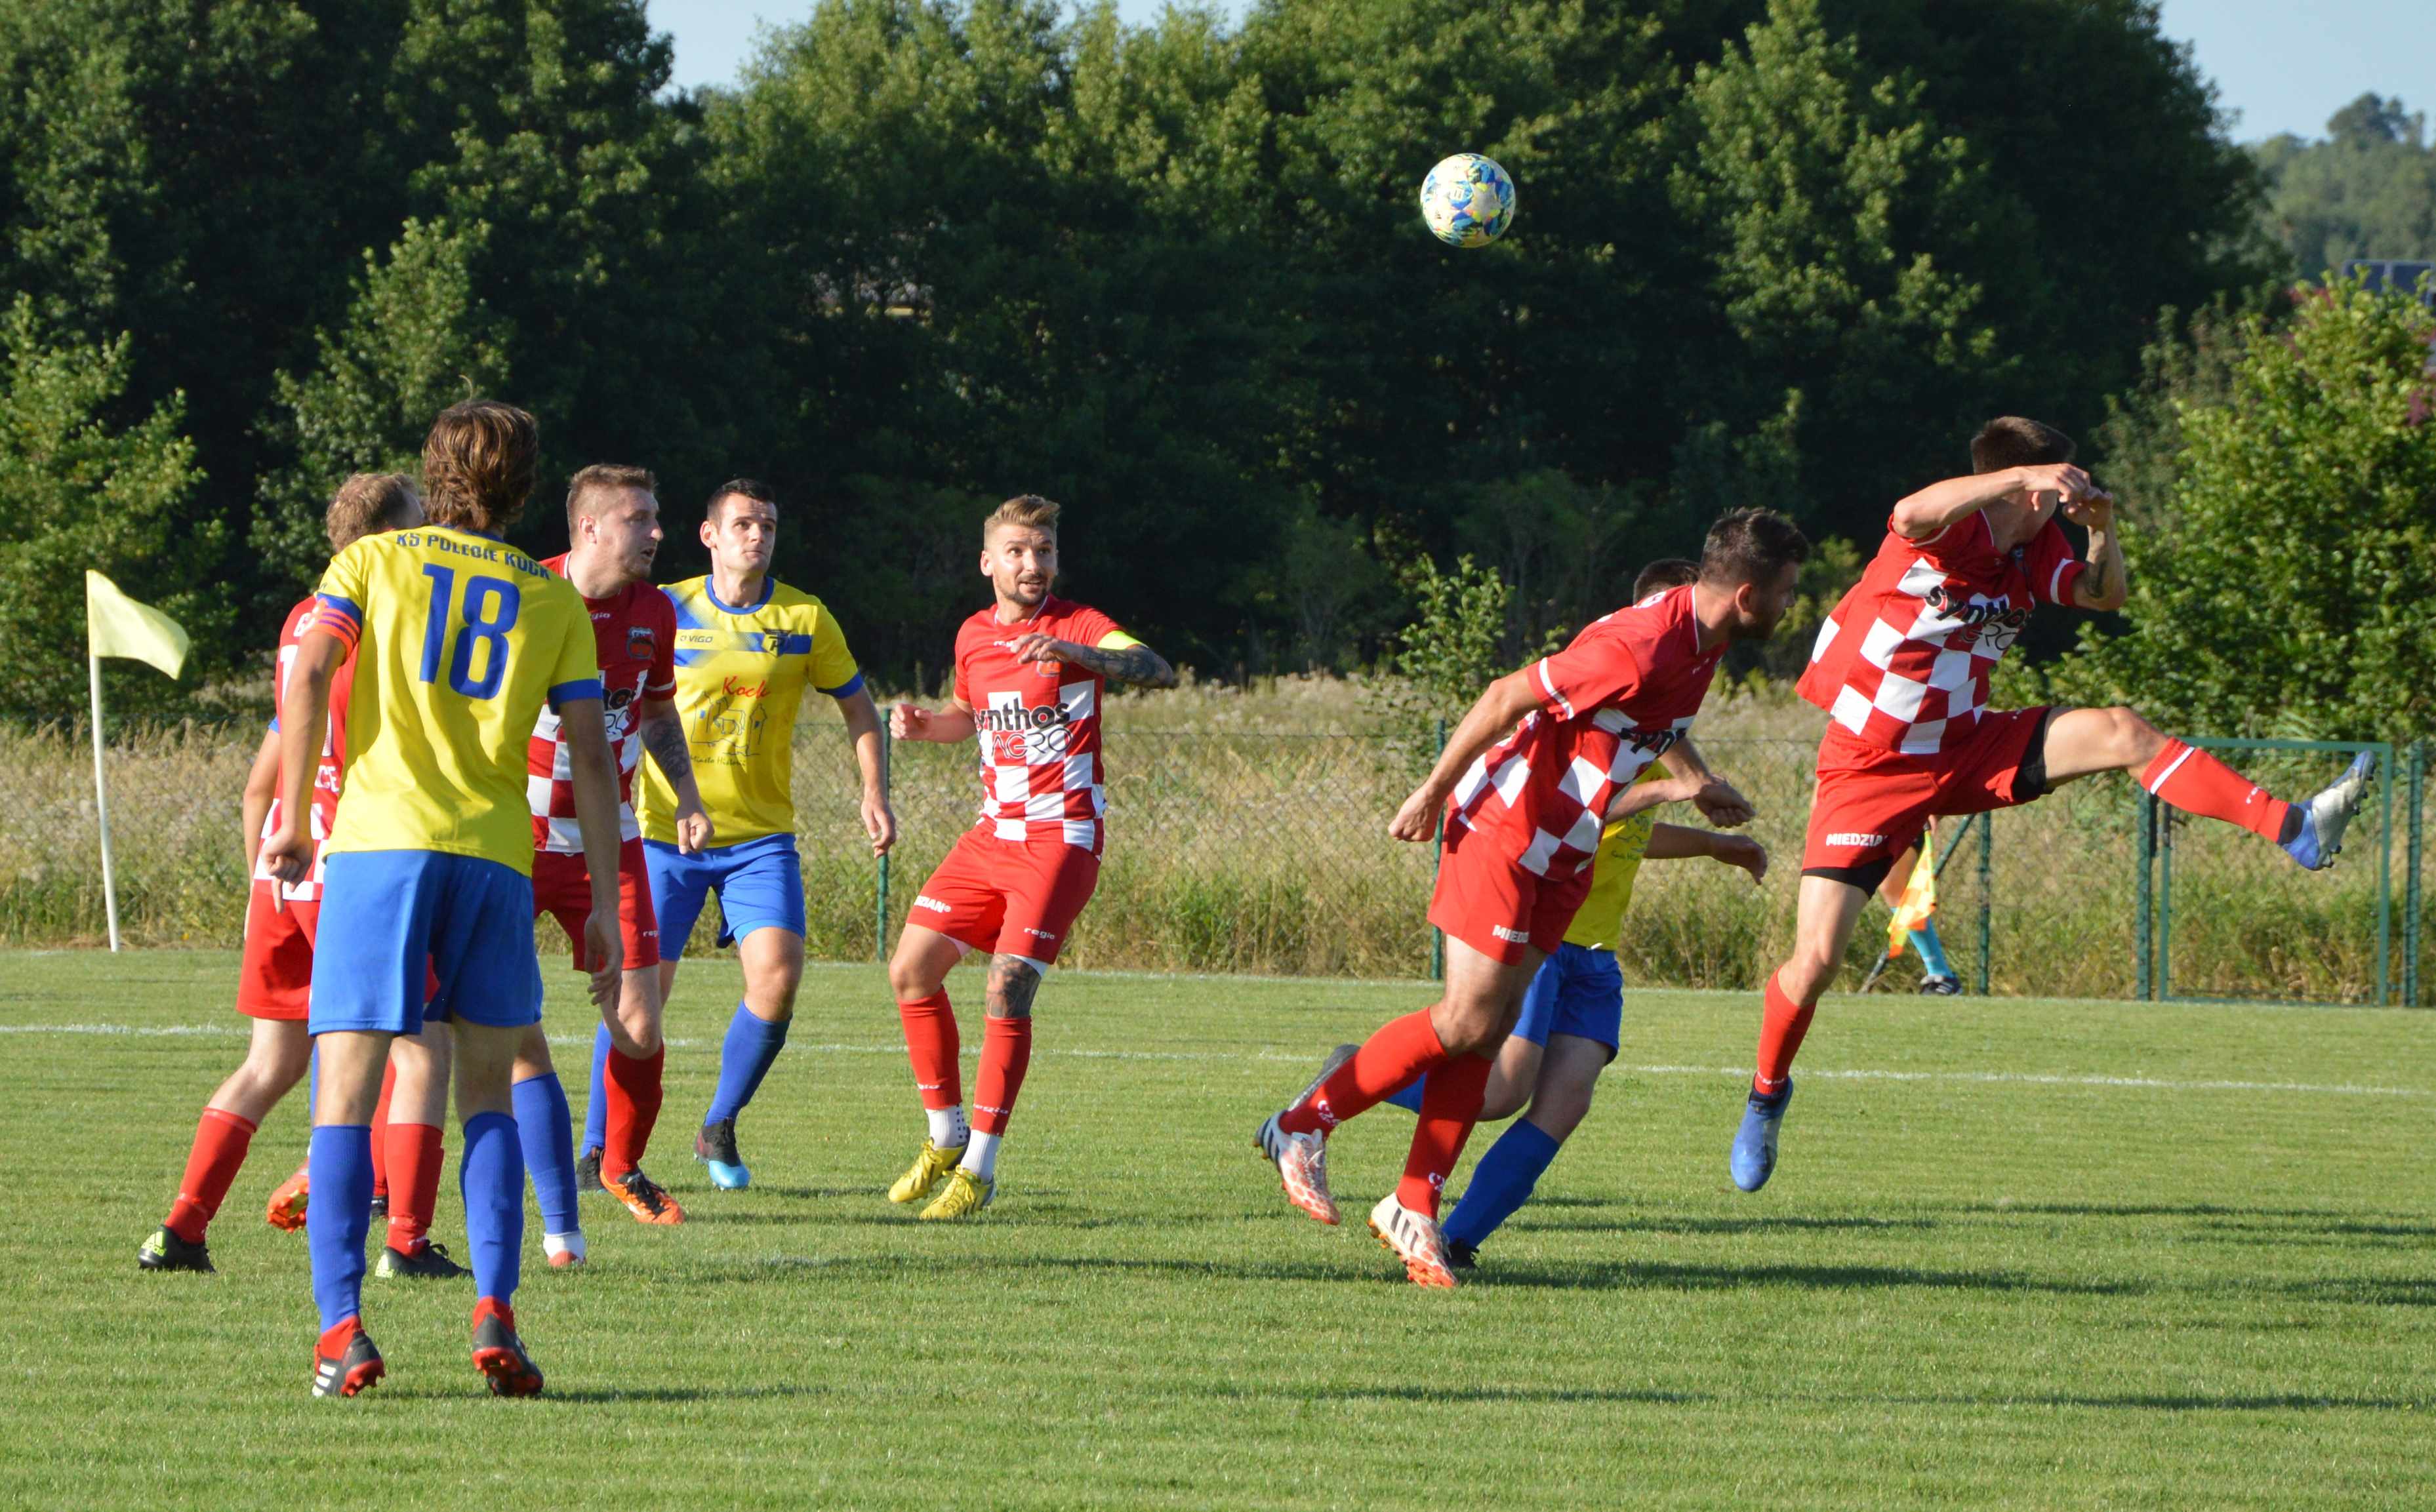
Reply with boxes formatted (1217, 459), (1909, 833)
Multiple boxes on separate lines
(645, 0), (2436, 144)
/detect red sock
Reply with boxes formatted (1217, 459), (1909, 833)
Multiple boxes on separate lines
(898, 990), (963, 1110)
(384, 1123), (443, 1252)
(2143, 740), (2289, 840)
(1279, 1010), (1452, 1136)
(369, 1058), (397, 1202)
(1396, 1051), (1492, 1216)
(165, 1108), (257, 1243)
(971, 1016), (1032, 1136)
(600, 1044), (665, 1184)
(1755, 972), (1814, 1096)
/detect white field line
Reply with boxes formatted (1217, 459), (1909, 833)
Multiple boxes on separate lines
(3, 1022), (2427, 1099)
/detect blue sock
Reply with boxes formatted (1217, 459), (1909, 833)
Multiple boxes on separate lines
(1442, 1118), (1563, 1251)
(1383, 1073), (1425, 1115)
(1910, 921), (1954, 978)
(306, 1124), (374, 1330)
(460, 1111), (523, 1303)
(581, 1025), (611, 1157)
(512, 1073), (579, 1235)
(705, 1003), (789, 1125)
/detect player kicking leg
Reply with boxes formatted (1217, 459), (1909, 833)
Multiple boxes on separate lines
(641, 479), (894, 1191)
(514, 466), (711, 1251)
(885, 494), (1175, 1218)
(1259, 514), (1806, 1286)
(262, 401), (624, 1398)
(138, 477), (424, 1273)
(1732, 416), (2376, 1193)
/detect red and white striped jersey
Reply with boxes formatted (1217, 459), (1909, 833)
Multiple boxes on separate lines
(526, 556), (677, 854)
(255, 597), (357, 902)
(1448, 584), (1724, 883)
(1798, 513), (2083, 755)
(952, 597), (1135, 854)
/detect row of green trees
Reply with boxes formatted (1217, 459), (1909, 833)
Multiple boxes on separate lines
(0, 0), (2318, 721)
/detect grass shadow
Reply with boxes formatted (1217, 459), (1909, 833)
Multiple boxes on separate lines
(1473, 1260), (2145, 1297)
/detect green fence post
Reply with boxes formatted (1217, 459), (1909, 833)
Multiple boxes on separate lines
(2135, 791), (2155, 1002)
(2375, 741), (2394, 1005)
(875, 725), (891, 962)
(2159, 803), (2175, 1001)
(1430, 717), (1446, 982)
(2406, 742), (2424, 1007)
(1976, 806), (1993, 997)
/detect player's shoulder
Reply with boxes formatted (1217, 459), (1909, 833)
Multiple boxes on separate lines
(280, 595), (318, 641)
(765, 579), (840, 624)
(954, 603), (1004, 648)
(1043, 594), (1115, 633)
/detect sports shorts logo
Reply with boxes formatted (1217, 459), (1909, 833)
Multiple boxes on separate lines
(1491, 924), (1530, 943)
(913, 894), (951, 914)
(1022, 926), (1057, 941)
(1824, 831), (1886, 848)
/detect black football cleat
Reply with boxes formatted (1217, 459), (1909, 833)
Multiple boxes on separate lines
(312, 1317), (385, 1398)
(137, 1226), (214, 1273)
(471, 1298), (544, 1397)
(375, 1240), (471, 1280)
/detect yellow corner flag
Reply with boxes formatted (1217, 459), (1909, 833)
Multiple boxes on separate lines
(1885, 831), (1938, 958)
(86, 570), (189, 679)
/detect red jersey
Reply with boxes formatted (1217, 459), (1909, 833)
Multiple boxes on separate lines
(256, 597), (357, 902)
(526, 555), (678, 854)
(1448, 584), (1723, 882)
(1799, 512), (2084, 756)
(954, 595), (1132, 854)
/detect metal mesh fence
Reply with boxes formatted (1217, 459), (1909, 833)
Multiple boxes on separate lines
(1, 719), (2427, 1004)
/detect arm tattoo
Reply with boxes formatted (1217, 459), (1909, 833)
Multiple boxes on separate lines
(1061, 641), (1177, 688)
(2080, 540), (2122, 607)
(640, 713), (695, 784)
(986, 954), (1042, 1019)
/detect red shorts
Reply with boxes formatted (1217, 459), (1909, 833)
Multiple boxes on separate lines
(910, 829), (1101, 967)
(235, 879), (319, 1020)
(533, 837), (660, 974)
(1802, 707), (2053, 881)
(1427, 819), (1593, 966)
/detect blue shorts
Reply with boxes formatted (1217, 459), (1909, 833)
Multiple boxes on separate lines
(1511, 942), (1623, 1056)
(309, 851), (544, 1035)
(645, 833), (805, 960)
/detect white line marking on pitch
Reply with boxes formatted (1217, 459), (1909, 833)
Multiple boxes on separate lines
(5, 1022), (2426, 1099)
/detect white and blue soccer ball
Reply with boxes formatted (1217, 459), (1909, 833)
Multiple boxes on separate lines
(1418, 153), (1516, 248)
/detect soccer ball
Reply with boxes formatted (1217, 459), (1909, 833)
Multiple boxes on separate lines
(1418, 153), (1516, 248)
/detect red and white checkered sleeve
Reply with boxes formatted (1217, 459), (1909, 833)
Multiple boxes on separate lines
(2025, 519), (2086, 605)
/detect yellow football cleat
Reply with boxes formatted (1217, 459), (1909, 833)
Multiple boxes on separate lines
(888, 1139), (967, 1205)
(916, 1167), (994, 1220)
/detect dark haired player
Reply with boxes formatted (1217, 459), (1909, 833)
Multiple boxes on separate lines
(1258, 510), (1810, 1286)
(1729, 416), (2376, 1193)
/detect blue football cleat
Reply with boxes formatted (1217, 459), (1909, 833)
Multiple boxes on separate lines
(2281, 751), (2375, 871)
(1730, 1079), (1793, 1193)
(695, 1118), (751, 1190)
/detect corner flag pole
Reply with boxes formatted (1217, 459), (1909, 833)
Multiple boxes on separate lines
(87, 647), (123, 953)
(83, 570), (191, 953)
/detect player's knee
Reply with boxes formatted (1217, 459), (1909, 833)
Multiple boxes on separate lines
(1779, 951), (1837, 1004)
(887, 953), (935, 1002)
(2100, 706), (2164, 765)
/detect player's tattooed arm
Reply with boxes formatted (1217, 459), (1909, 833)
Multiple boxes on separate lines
(1011, 632), (1177, 688)
(638, 696), (714, 854)
(1892, 463), (2096, 540)
(986, 954), (1042, 1019)
(2065, 492), (2128, 611)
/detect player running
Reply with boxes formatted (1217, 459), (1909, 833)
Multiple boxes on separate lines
(1257, 511), (1808, 1286)
(639, 479), (893, 1191)
(262, 400), (625, 1399)
(1343, 559), (1771, 1269)
(883, 494), (1176, 1219)
(138, 475), (460, 1277)
(507, 465), (713, 1265)
(1729, 416), (2378, 1193)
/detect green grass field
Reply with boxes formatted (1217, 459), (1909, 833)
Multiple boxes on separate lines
(7, 951), (2432, 1509)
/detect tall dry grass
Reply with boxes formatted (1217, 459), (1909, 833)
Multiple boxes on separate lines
(4, 681), (2422, 1003)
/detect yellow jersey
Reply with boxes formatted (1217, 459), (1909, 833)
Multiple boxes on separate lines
(312, 525), (601, 873)
(638, 574), (863, 847)
(1562, 808), (1659, 951)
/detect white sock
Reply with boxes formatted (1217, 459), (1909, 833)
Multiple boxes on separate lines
(544, 1229), (585, 1262)
(928, 1105), (969, 1149)
(962, 1131), (1002, 1182)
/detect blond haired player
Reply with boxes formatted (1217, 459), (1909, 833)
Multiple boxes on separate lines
(884, 494), (1175, 1218)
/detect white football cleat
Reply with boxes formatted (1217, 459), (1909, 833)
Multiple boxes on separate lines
(1368, 1193), (1458, 1289)
(1255, 1111), (1338, 1225)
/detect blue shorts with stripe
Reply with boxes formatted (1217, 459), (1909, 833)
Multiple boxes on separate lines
(308, 850), (544, 1035)
(1512, 942), (1623, 1056)
(644, 832), (806, 960)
